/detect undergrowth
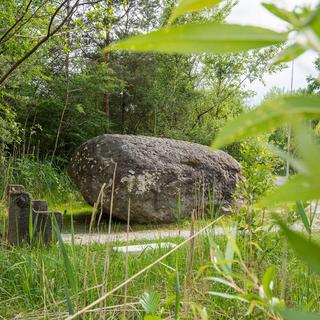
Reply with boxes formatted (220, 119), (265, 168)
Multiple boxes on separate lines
(0, 227), (319, 319)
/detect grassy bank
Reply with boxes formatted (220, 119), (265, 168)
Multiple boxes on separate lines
(0, 221), (319, 319)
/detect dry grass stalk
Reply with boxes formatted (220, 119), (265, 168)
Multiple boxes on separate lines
(100, 163), (117, 319)
(65, 216), (224, 320)
(123, 198), (131, 319)
(183, 209), (195, 318)
(84, 183), (106, 292)
(97, 188), (104, 230)
(281, 208), (289, 300)
(108, 163), (117, 234)
(89, 183), (106, 233)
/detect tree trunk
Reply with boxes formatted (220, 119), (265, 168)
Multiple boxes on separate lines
(103, 31), (111, 117)
(51, 0), (70, 162)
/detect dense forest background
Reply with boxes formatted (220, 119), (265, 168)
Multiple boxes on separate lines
(0, 0), (319, 178)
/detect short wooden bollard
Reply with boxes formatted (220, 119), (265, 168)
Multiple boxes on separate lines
(8, 191), (31, 245)
(7, 194), (63, 245)
(32, 200), (62, 243)
(6, 184), (25, 198)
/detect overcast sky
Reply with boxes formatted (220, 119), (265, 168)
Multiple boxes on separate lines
(226, 0), (319, 105)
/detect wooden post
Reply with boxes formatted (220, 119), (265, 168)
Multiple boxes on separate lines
(6, 184), (25, 202)
(8, 191), (31, 245)
(7, 194), (63, 245)
(32, 201), (63, 244)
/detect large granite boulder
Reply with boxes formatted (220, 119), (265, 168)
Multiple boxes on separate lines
(68, 135), (241, 223)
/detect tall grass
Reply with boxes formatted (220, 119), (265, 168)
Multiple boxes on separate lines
(0, 226), (320, 319)
(0, 156), (79, 203)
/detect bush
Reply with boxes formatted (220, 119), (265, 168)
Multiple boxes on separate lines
(0, 156), (79, 203)
(236, 139), (277, 205)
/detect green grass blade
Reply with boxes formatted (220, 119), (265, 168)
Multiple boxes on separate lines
(70, 213), (75, 250)
(262, 266), (275, 299)
(169, 0), (221, 23)
(64, 286), (75, 316)
(208, 291), (248, 303)
(207, 277), (237, 289)
(277, 219), (320, 275)
(212, 95), (320, 149)
(296, 201), (311, 235)
(53, 217), (77, 293)
(108, 23), (286, 55)
(28, 206), (33, 243)
(224, 225), (239, 271)
(174, 263), (180, 320)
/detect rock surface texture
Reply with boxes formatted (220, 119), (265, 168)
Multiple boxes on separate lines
(68, 135), (242, 223)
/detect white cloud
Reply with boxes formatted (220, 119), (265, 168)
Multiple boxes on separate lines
(226, 0), (319, 105)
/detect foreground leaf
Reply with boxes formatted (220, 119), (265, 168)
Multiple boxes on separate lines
(208, 291), (248, 302)
(169, 0), (221, 23)
(278, 307), (320, 320)
(64, 286), (75, 316)
(259, 125), (320, 206)
(224, 225), (240, 271)
(259, 175), (320, 206)
(262, 266), (275, 299)
(108, 23), (286, 55)
(54, 218), (77, 293)
(207, 277), (238, 290)
(277, 219), (320, 275)
(212, 95), (320, 149)
(140, 292), (161, 316)
(273, 43), (306, 64)
(296, 201), (311, 234)
(306, 5), (320, 37)
(144, 316), (162, 320)
(262, 3), (295, 25)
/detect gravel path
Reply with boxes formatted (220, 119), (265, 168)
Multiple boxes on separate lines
(61, 198), (320, 245)
(61, 222), (320, 245)
(61, 227), (226, 244)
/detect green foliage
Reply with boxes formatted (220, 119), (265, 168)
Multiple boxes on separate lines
(54, 218), (78, 294)
(139, 292), (161, 318)
(109, 23), (286, 54)
(0, 101), (20, 145)
(277, 219), (320, 275)
(1, 230), (320, 319)
(307, 57), (320, 94)
(212, 95), (320, 149)
(236, 140), (275, 204)
(278, 308), (320, 320)
(168, 0), (222, 23)
(0, 156), (78, 202)
(108, 2), (320, 320)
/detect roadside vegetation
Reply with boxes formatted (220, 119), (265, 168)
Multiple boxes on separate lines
(1, 0), (320, 319)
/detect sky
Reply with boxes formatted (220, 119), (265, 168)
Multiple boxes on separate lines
(226, 0), (319, 105)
